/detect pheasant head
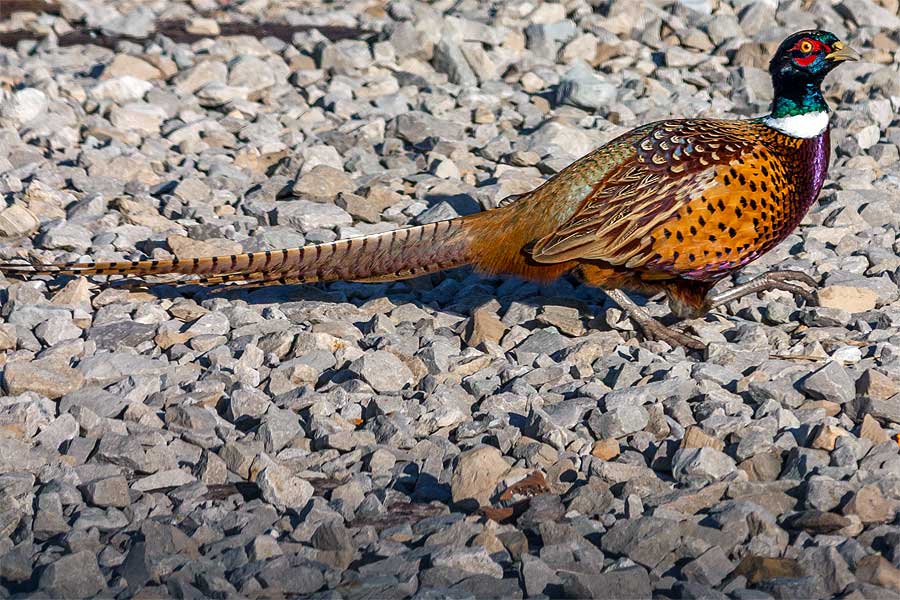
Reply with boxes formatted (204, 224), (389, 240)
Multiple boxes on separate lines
(768, 30), (859, 120)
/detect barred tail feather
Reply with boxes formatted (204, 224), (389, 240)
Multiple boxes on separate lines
(0, 216), (481, 286)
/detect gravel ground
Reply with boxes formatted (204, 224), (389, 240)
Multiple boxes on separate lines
(1, 0), (900, 598)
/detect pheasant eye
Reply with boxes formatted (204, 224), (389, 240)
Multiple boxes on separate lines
(799, 40), (814, 53)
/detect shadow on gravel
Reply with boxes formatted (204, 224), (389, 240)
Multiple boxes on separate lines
(203, 271), (620, 326)
(46, 266), (665, 330)
(0, 18), (373, 49)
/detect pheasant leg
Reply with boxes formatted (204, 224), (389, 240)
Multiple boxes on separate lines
(706, 270), (817, 310)
(605, 289), (706, 350)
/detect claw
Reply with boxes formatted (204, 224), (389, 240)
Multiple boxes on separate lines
(769, 282), (815, 304)
(640, 319), (707, 351)
(765, 270), (818, 288)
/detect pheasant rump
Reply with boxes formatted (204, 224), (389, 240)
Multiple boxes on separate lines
(0, 30), (859, 349)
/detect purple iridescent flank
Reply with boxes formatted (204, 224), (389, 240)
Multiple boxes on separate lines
(783, 127), (830, 233)
(804, 129), (831, 212)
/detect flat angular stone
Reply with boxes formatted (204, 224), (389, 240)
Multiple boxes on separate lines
(1, 88), (48, 124)
(556, 61), (617, 110)
(843, 485), (894, 523)
(588, 404), (649, 439)
(257, 559), (325, 595)
(33, 413), (78, 450)
(681, 546), (734, 587)
(754, 576), (823, 599)
(87, 321), (157, 351)
(601, 517), (682, 569)
(257, 462), (314, 508)
(275, 199), (353, 231)
(855, 554), (900, 593)
(560, 566), (651, 599)
(39, 551), (106, 598)
(672, 447), (736, 484)
(4, 358), (85, 400)
(81, 475), (131, 508)
(348, 350), (414, 393)
(451, 445), (509, 508)
(132, 469), (196, 492)
(292, 165), (354, 200)
(430, 546), (502, 579)
(520, 554), (560, 597)
(799, 361), (855, 404)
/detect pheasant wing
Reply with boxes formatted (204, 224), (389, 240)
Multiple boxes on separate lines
(529, 119), (761, 273)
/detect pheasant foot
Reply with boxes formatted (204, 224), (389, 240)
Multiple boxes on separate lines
(605, 289), (706, 351)
(707, 270), (817, 310)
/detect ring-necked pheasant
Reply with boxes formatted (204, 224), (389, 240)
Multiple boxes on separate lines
(0, 30), (859, 349)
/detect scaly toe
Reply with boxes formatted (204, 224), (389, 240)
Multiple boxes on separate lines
(638, 318), (706, 351)
(767, 270), (819, 288)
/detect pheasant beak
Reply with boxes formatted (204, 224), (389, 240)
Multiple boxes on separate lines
(825, 41), (860, 62)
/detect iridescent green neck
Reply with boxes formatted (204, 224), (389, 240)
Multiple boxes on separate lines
(770, 80), (828, 118)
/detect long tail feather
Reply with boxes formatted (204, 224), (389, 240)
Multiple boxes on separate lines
(0, 216), (483, 286)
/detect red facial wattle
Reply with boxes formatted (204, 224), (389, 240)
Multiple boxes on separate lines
(791, 38), (829, 67)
